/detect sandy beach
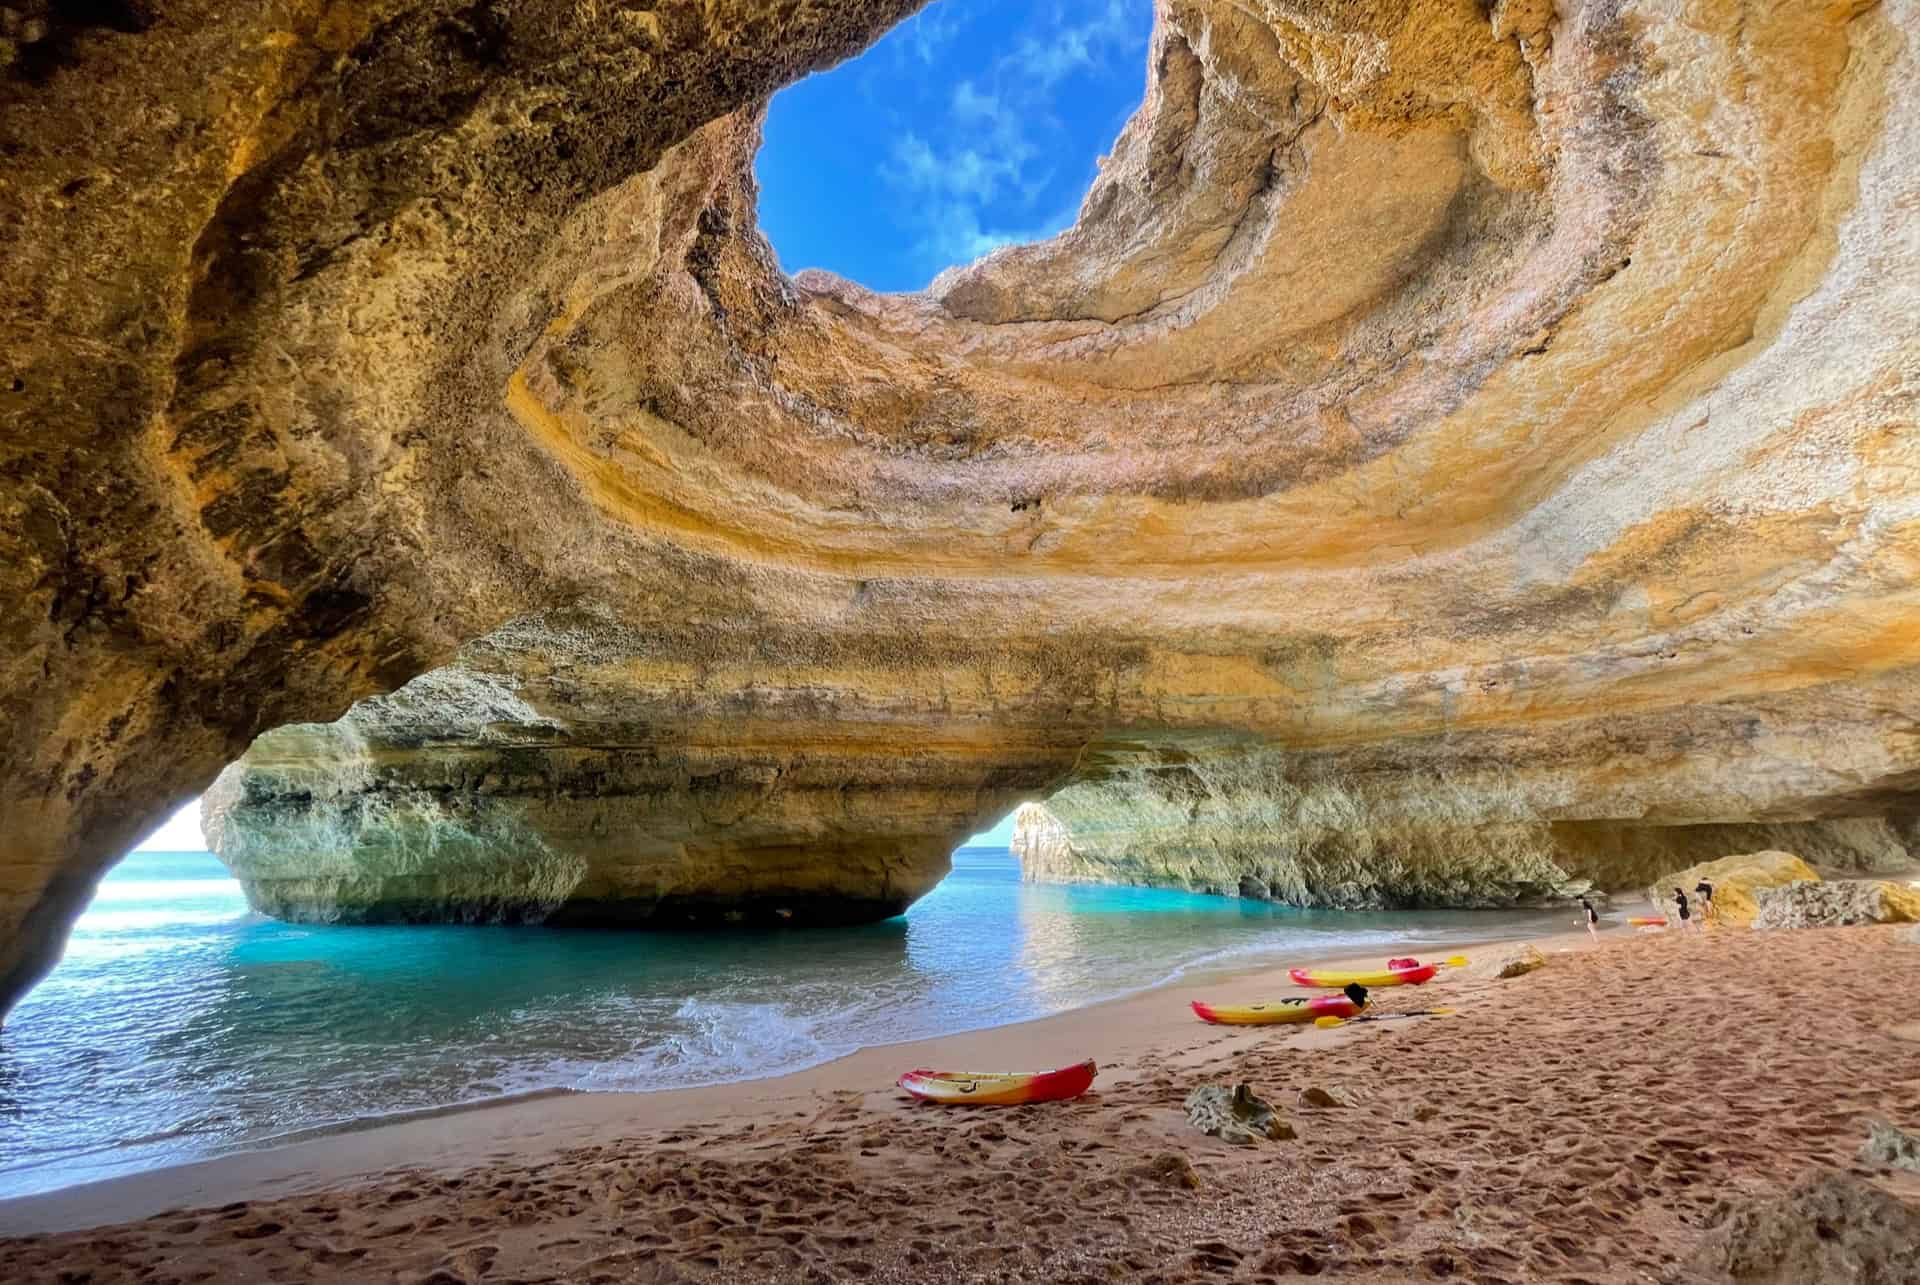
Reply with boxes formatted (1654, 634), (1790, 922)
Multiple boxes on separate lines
(3, 920), (1917, 1282)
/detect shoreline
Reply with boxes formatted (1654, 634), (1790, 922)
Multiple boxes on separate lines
(2, 922), (1914, 1282)
(0, 913), (1606, 1236)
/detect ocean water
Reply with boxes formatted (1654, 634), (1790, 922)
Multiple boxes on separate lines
(0, 848), (1564, 1198)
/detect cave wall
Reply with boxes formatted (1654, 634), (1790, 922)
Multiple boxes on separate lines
(0, 0), (929, 1015)
(202, 608), (1103, 925)
(4, 0), (1919, 1012)
(1012, 751), (1917, 911)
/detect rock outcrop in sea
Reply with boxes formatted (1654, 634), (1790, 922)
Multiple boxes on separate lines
(4, 1), (1920, 1011)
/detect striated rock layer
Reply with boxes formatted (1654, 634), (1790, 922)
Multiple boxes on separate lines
(1750, 878), (1920, 931)
(5, 0), (1920, 1008)
(1012, 779), (1915, 910)
(1640, 851), (1822, 928)
(204, 609), (1087, 925)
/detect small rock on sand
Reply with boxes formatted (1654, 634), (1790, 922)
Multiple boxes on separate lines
(1464, 943), (1546, 980)
(1128, 1152), (1201, 1189)
(1860, 1119), (1920, 1174)
(1691, 1170), (1920, 1283)
(1296, 1086), (1342, 1109)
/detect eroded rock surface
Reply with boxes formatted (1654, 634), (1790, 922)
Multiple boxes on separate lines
(1464, 944), (1547, 981)
(203, 609), (1086, 924)
(1751, 879), (1920, 931)
(1691, 1170), (1920, 1284)
(5, 0), (1920, 1007)
(1860, 1120), (1920, 1175)
(1013, 795), (1908, 910)
(1644, 852), (1825, 929)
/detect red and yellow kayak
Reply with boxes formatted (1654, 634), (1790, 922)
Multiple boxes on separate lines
(1628, 916), (1668, 927)
(1290, 962), (1439, 988)
(898, 1059), (1097, 1106)
(1191, 994), (1363, 1025)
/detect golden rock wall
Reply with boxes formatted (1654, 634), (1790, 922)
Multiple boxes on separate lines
(3, 0), (1917, 1008)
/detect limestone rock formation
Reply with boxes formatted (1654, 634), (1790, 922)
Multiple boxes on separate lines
(1750, 880), (1920, 931)
(1860, 1120), (1920, 1176)
(202, 609), (1081, 924)
(1014, 792), (1905, 911)
(1691, 1170), (1920, 1284)
(1464, 944), (1547, 980)
(1643, 852), (1823, 929)
(5, 0), (1920, 1011)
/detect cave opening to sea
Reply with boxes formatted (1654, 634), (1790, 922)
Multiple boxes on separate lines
(754, 0), (1153, 292)
(0, 801), (1565, 1200)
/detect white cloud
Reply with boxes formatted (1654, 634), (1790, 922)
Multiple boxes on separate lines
(1010, 0), (1139, 88)
(951, 79), (998, 121)
(918, 193), (1085, 270)
(876, 0), (1148, 284)
(890, 132), (941, 188)
(901, 5), (965, 66)
(888, 133), (1028, 206)
(922, 205), (1017, 266)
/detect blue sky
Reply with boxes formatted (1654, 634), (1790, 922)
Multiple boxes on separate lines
(757, 0), (1153, 292)
(966, 810), (1018, 847)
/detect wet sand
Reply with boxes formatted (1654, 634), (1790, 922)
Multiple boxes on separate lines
(3, 922), (1918, 1282)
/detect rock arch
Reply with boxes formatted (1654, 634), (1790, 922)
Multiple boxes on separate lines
(4, 0), (1918, 1015)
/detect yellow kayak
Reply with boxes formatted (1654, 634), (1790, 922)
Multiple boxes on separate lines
(1191, 995), (1362, 1025)
(1290, 961), (1439, 988)
(897, 1059), (1096, 1105)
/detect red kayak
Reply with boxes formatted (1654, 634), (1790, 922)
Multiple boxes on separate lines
(897, 1059), (1097, 1105)
(1289, 961), (1439, 988)
(1190, 994), (1364, 1025)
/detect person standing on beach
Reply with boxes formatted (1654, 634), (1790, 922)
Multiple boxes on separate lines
(1672, 887), (1693, 932)
(1694, 879), (1715, 925)
(1579, 896), (1600, 940)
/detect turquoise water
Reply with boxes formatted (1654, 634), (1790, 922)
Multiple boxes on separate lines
(0, 849), (1563, 1198)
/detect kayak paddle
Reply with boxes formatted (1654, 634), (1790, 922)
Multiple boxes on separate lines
(1314, 1008), (1454, 1028)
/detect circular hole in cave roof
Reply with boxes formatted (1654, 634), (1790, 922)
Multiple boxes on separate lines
(756, 0), (1152, 294)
